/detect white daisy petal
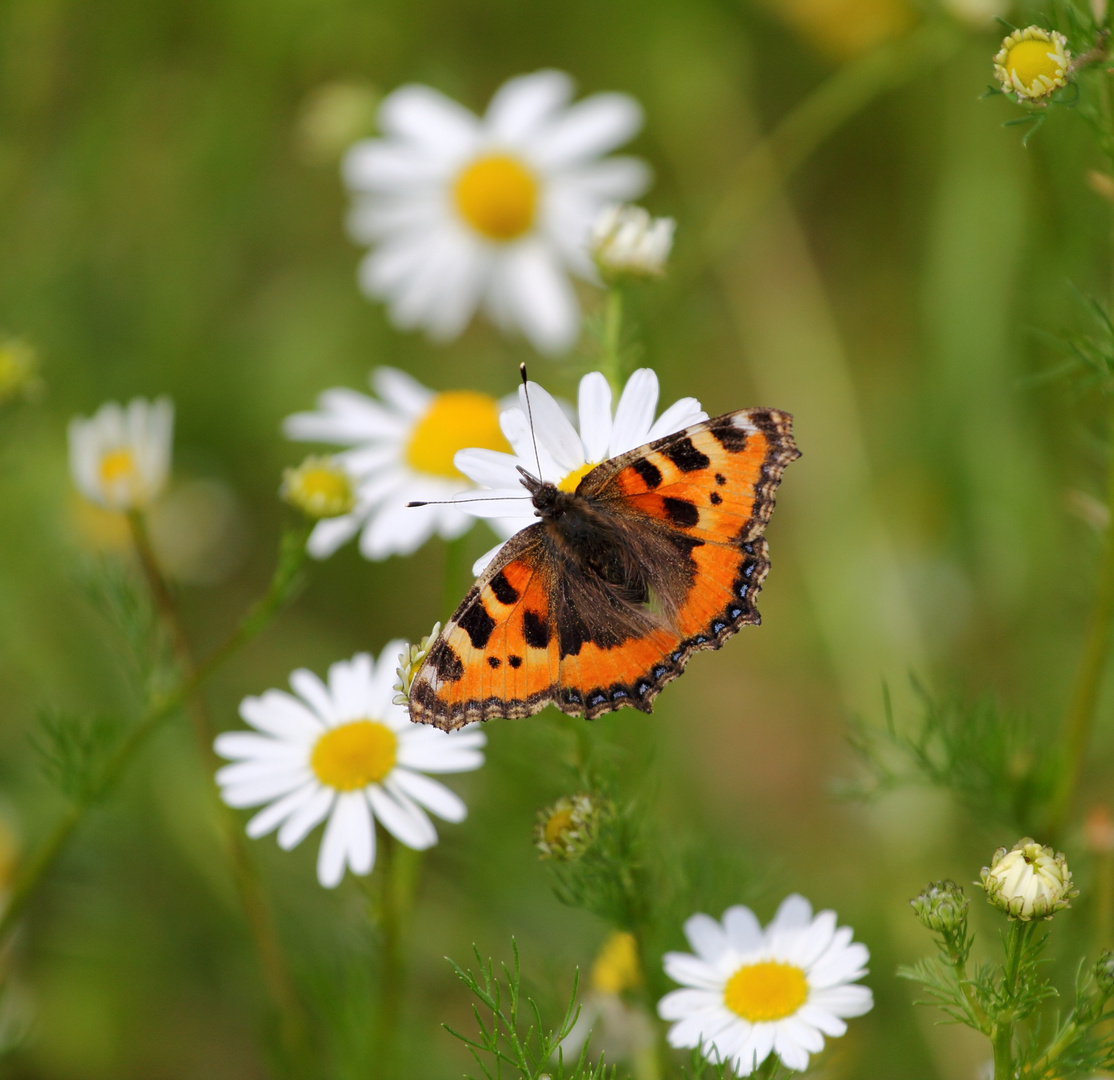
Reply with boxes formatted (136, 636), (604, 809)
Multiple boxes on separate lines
(577, 372), (613, 463)
(528, 92), (644, 169)
(796, 1004), (847, 1037)
(657, 989), (722, 1020)
(735, 1024), (774, 1074)
(518, 381), (584, 474)
(501, 242), (580, 355)
(307, 514), (364, 560)
(485, 69), (575, 140)
(289, 668), (337, 726)
(213, 731), (306, 762)
(772, 1025), (810, 1072)
(376, 83), (480, 153)
(768, 893), (813, 936)
(472, 540), (508, 576)
(646, 398), (708, 443)
(609, 369), (659, 456)
(389, 769), (467, 822)
(240, 691), (325, 740)
(368, 785), (439, 850)
(662, 952), (723, 990)
(396, 729), (486, 773)
(722, 905), (764, 954)
(809, 984), (873, 1017)
(278, 787), (335, 849)
(220, 771), (308, 808)
(245, 781), (318, 839)
(454, 448), (524, 490)
(684, 913), (730, 962)
(371, 366), (435, 418)
(317, 793), (362, 888)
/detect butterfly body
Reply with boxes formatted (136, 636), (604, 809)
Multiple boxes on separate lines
(409, 409), (800, 731)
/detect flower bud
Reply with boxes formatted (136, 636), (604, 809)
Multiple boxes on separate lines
(1095, 950), (1114, 995)
(590, 204), (675, 283)
(979, 838), (1077, 921)
(0, 337), (40, 408)
(911, 880), (969, 935)
(993, 27), (1071, 103)
(281, 455), (356, 519)
(534, 793), (602, 861)
(392, 622), (442, 706)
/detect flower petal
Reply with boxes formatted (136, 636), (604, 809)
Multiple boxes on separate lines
(609, 369), (659, 456)
(662, 952), (723, 990)
(485, 70), (575, 141)
(527, 93), (644, 169)
(377, 84), (479, 154)
(657, 988), (722, 1021)
(278, 786), (335, 850)
(368, 784), (438, 849)
(577, 372), (613, 463)
(683, 913), (729, 962)
(390, 769), (467, 822)
(239, 690), (325, 740)
(289, 668), (338, 725)
(245, 780), (318, 839)
(767, 893), (813, 937)
(722, 905), (764, 954)
(499, 243), (580, 356)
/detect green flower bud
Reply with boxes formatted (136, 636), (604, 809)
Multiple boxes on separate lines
(534, 793), (602, 862)
(1095, 950), (1114, 995)
(280, 455), (356, 519)
(979, 838), (1077, 921)
(911, 880), (969, 934)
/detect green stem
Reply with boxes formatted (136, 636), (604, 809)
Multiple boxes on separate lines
(1048, 60), (1114, 837)
(701, 19), (962, 261)
(600, 287), (624, 394)
(442, 534), (472, 620)
(373, 833), (422, 1077)
(0, 524), (309, 946)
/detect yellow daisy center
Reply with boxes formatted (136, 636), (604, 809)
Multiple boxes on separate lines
(544, 807), (575, 845)
(591, 931), (641, 994)
(311, 719), (397, 791)
(723, 961), (809, 1023)
(453, 154), (539, 242)
(1005, 40), (1063, 92)
(405, 391), (510, 479)
(558, 462), (596, 494)
(99, 448), (138, 487)
(282, 458), (355, 518)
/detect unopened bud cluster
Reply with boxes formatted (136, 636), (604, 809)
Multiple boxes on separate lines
(911, 880), (969, 935)
(590, 204), (675, 283)
(281, 455), (356, 519)
(979, 838), (1077, 921)
(393, 622), (442, 706)
(534, 793), (603, 861)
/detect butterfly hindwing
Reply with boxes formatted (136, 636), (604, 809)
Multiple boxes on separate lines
(408, 408), (799, 729)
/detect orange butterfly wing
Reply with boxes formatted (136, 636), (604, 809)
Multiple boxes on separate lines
(408, 409), (799, 730)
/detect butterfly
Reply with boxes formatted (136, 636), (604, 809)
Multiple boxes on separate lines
(407, 409), (800, 731)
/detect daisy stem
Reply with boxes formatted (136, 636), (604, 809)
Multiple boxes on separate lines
(0, 523), (312, 1040)
(601, 287), (625, 395)
(1048, 76), (1114, 841)
(126, 511), (312, 1062)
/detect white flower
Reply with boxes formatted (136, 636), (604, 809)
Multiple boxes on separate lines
(68, 396), (174, 511)
(979, 838), (1076, 921)
(454, 368), (706, 574)
(214, 643), (486, 888)
(590, 204), (675, 281)
(342, 70), (650, 354)
(657, 895), (873, 1076)
(284, 366), (521, 560)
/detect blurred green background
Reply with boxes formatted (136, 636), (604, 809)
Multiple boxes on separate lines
(1, 0), (1112, 1076)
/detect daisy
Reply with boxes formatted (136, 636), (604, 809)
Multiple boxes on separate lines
(68, 396), (174, 511)
(342, 69), (650, 354)
(657, 895), (873, 1075)
(454, 367), (706, 573)
(283, 366), (521, 560)
(214, 643), (486, 888)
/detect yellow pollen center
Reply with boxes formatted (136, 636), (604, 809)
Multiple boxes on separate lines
(99, 448), (137, 487)
(723, 961), (809, 1023)
(453, 154), (538, 242)
(405, 391), (510, 479)
(297, 467), (348, 503)
(1006, 40), (1063, 90)
(591, 931), (641, 994)
(311, 719), (397, 791)
(544, 807), (575, 845)
(558, 462), (596, 494)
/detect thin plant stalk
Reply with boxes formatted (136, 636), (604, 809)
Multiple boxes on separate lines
(0, 524), (309, 945)
(600, 287), (624, 394)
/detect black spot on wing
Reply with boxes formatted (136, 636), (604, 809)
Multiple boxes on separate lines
(509, 655), (522, 668)
(429, 641), (464, 682)
(457, 600), (496, 649)
(663, 497), (699, 528)
(663, 437), (710, 473)
(715, 473), (727, 486)
(710, 491), (722, 505)
(489, 570), (519, 606)
(487, 656), (501, 669)
(631, 458), (663, 489)
(522, 609), (550, 649)
(709, 416), (749, 452)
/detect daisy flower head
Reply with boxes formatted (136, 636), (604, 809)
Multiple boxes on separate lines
(214, 642), (486, 888)
(590, 203), (675, 283)
(454, 367), (706, 574)
(994, 27), (1071, 102)
(658, 895), (873, 1076)
(342, 70), (650, 354)
(68, 396), (174, 512)
(284, 366), (521, 560)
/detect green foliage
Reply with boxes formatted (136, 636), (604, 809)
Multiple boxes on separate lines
(445, 941), (612, 1080)
(30, 708), (124, 804)
(846, 682), (1056, 835)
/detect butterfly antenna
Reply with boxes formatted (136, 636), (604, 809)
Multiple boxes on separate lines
(520, 362), (543, 481)
(407, 495), (532, 507)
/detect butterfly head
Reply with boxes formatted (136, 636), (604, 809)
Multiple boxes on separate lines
(516, 465), (568, 519)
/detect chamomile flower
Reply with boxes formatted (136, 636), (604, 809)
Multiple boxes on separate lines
(994, 27), (1071, 102)
(214, 643), (485, 889)
(68, 396), (174, 511)
(658, 895), (873, 1076)
(342, 70), (650, 354)
(454, 368), (706, 573)
(284, 366), (520, 560)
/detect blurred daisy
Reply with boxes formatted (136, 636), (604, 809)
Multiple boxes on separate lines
(215, 643), (485, 888)
(343, 70), (650, 354)
(284, 366), (520, 560)
(658, 895), (872, 1075)
(68, 396), (174, 511)
(454, 368), (706, 573)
